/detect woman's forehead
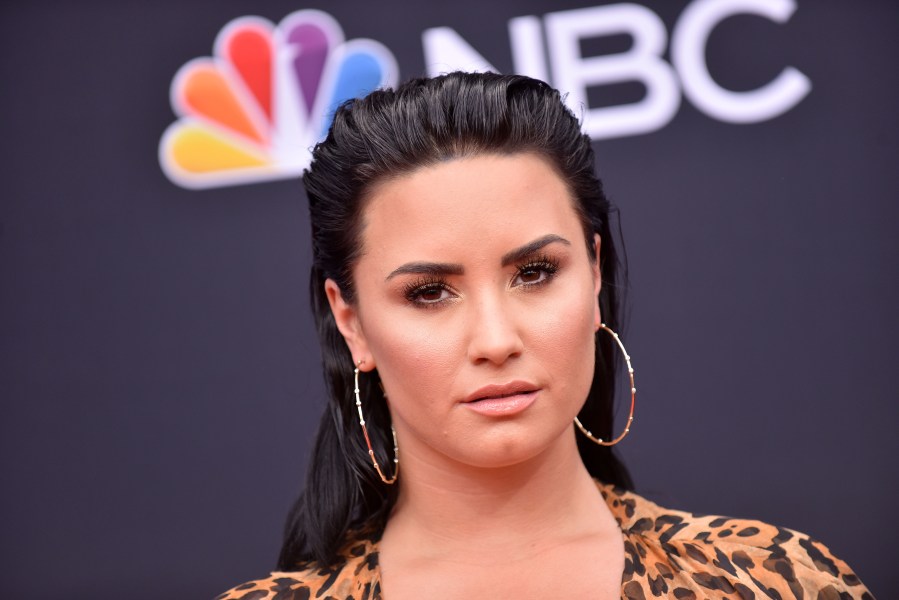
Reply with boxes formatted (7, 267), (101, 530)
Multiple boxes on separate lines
(358, 153), (581, 255)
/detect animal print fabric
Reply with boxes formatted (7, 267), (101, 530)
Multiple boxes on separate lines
(218, 482), (873, 599)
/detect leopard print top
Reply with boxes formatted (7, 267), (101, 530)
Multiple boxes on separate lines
(218, 482), (873, 599)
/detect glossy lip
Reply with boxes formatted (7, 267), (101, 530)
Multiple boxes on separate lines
(462, 381), (540, 416)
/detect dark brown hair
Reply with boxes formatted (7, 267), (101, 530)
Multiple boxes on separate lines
(279, 71), (632, 570)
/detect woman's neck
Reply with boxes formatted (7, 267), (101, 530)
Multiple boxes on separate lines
(381, 429), (611, 562)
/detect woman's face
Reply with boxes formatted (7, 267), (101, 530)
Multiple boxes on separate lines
(326, 152), (601, 471)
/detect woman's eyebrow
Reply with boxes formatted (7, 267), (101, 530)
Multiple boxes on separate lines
(384, 234), (570, 282)
(385, 261), (464, 281)
(501, 234), (570, 266)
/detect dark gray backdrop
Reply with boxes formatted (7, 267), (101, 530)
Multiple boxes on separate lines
(1, 1), (895, 598)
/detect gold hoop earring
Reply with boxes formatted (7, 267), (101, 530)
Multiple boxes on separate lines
(574, 324), (636, 447)
(354, 361), (399, 484)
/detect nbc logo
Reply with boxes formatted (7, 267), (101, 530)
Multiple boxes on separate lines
(160, 10), (398, 189)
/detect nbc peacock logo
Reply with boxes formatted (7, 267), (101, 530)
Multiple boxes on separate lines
(160, 10), (398, 189)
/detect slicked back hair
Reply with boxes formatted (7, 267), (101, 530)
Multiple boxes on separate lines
(278, 72), (633, 570)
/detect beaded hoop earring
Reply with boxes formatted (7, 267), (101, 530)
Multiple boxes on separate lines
(354, 361), (399, 485)
(574, 323), (636, 447)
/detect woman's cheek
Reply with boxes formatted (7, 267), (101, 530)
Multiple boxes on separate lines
(369, 313), (460, 400)
(534, 284), (595, 348)
(530, 286), (597, 398)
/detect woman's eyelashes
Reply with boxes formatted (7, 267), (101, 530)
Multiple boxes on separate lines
(512, 254), (560, 288)
(401, 254), (562, 308)
(402, 277), (453, 307)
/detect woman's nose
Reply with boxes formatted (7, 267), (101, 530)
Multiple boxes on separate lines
(466, 292), (524, 365)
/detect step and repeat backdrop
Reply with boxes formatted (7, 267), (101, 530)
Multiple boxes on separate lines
(1, 1), (895, 597)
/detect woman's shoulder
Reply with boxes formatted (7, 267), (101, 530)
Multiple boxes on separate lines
(598, 482), (873, 599)
(215, 533), (380, 600)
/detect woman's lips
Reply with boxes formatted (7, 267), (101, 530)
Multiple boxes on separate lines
(462, 382), (539, 416)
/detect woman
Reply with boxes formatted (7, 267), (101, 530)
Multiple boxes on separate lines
(219, 73), (871, 599)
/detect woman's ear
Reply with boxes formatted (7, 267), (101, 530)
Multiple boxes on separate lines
(592, 233), (602, 329)
(324, 278), (376, 371)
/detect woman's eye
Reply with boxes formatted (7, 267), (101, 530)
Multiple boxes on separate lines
(513, 261), (558, 287)
(407, 284), (452, 305)
(516, 268), (546, 284)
